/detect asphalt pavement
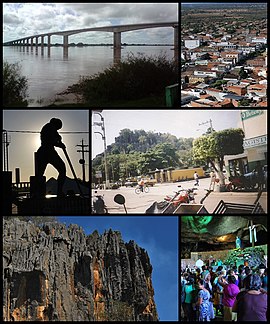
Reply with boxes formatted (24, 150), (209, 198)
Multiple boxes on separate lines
(92, 177), (267, 214)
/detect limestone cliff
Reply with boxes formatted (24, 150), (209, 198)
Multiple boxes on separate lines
(3, 218), (159, 321)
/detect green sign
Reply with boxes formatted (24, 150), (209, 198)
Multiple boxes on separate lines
(241, 110), (263, 120)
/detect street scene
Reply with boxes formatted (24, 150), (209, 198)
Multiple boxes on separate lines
(91, 109), (267, 214)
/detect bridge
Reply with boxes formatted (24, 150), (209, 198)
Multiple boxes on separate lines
(4, 22), (178, 63)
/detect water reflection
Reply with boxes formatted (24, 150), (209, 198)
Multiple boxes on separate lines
(4, 45), (174, 106)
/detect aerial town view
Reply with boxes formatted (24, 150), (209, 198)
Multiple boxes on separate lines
(181, 2), (267, 107)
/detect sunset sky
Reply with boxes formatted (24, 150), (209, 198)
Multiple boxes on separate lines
(3, 109), (89, 183)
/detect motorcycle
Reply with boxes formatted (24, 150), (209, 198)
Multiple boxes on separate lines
(225, 175), (255, 191)
(91, 191), (108, 214)
(145, 185), (198, 214)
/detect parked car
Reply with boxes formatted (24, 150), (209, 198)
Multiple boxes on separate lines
(124, 180), (138, 187)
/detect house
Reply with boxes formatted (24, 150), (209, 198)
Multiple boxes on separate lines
(227, 85), (247, 96)
(247, 84), (267, 97)
(184, 39), (202, 49)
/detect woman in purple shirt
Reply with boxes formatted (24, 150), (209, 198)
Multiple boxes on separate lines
(222, 275), (240, 321)
(232, 274), (267, 322)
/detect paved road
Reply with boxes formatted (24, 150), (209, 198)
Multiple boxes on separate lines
(92, 178), (267, 214)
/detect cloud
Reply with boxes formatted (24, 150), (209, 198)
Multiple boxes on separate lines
(3, 3), (178, 42)
(4, 13), (22, 25)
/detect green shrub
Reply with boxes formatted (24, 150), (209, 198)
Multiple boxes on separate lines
(76, 53), (178, 102)
(3, 61), (28, 107)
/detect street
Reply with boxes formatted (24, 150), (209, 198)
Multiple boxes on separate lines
(92, 178), (267, 214)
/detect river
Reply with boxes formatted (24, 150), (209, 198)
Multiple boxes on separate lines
(3, 45), (174, 107)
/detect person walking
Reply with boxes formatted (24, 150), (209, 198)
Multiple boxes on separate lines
(35, 118), (66, 197)
(209, 170), (216, 190)
(194, 171), (199, 186)
(232, 274), (267, 321)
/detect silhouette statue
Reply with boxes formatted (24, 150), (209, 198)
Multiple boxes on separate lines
(35, 118), (66, 197)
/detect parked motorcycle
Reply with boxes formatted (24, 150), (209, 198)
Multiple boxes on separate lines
(91, 191), (108, 214)
(145, 185), (197, 214)
(225, 175), (255, 191)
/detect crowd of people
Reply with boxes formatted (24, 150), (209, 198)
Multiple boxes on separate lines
(181, 263), (268, 322)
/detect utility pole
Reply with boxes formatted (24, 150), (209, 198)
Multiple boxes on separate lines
(93, 112), (110, 189)
(2, 130), (11, 171)
(199, 119), (213, 133)
(76, 139), (89, 183)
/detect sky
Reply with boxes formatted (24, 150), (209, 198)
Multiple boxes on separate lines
(3, 109), (89, 182)
(92, 109), (241, 158)
(3, 3), (178, 44)
(57, 216), (179, 321)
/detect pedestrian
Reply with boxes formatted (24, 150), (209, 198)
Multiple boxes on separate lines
(256, 161), (264, 190)
(232, 274), (267, 321)
(194, 171), (199, 186)
(209, 170), (216, 190)
(35, 118), (66, 197)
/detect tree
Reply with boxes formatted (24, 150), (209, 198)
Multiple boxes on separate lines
(238, 99), (250, 107)
(193, 129), (245, 186)
(239, 67), (248, 79)
(3, 61), (28, 107)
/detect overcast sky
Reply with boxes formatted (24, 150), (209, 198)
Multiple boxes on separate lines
(3, 109), (89, 183)
(3, 3), (178, 44)
(92, 109), (241, 158)
(57, 216), (178, 321)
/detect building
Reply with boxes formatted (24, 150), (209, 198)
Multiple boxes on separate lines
(184, 39), (202, 49)
(227, 85), (247, 96)
(194, 70), (217, 78)
(224, 110), (267, 175)
(247, 84), (267, 97)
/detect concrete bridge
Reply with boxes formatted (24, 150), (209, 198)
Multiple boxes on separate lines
(4, 22), (178, 63)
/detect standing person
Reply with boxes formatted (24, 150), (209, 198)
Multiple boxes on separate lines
(221, 275), (240, 321)
(261, 268), (268, 292)
(232, 274), (267, 321)
(194, 171), (199, 186)
(209, 170), (216, 190)
(196, 279), (212, 321)
(35, 118), (66, 197)
(183, 277), (196, 321)
(256, 161), (264, 190)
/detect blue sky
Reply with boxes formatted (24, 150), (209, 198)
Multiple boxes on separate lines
(57, 216), (179, 321)
(3, 3), (178, 44)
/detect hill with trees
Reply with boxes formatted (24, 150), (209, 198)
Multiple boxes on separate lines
(92, 129), (194, 183)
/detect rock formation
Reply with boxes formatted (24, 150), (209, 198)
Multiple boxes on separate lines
(3, 218), (158, 321)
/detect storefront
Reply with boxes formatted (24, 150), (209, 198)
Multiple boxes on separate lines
(225, 109), (267, 175)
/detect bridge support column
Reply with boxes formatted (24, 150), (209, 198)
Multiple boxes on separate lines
(31, 37), (34, 47)
(41, 36), (44, 55)
(173, 26), (179, 64)
(35, 36), (38, 46)
(113, 32), (121, 64)
(63, 35), (69, 47)
(47, 35), (51, 56)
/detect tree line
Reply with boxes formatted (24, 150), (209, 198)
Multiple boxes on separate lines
(92, 127), (245, 187)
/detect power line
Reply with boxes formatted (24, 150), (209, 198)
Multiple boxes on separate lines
(3, 130), (88, 134)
